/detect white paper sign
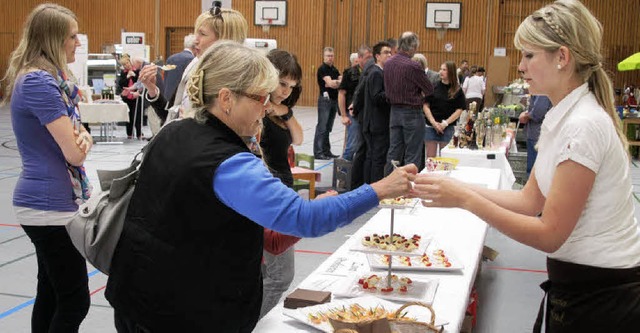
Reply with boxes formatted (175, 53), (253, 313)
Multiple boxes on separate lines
(494, 47), (507, 57)
(121, 32), (147, 61)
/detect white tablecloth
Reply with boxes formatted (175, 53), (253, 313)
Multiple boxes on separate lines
(255, 166), (501, 333)
(441, 146), (515, 190)
(78, 102), (129, 123)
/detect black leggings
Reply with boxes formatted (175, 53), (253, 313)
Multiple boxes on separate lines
(22, 225), (90, 333)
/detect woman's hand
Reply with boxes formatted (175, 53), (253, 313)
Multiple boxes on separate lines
(370, 164), (418, 200)
(74, 130), (93, 154)
(138, 64), (158, 95)
(315, 189), (338, 199)
(413, 174), (472, 208)
(433, 121), (444, 134)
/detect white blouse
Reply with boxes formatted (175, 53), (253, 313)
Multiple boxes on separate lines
(535, 83), (640, 268)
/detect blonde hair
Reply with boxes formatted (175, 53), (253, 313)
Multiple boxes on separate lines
(514, 0), (626, 150)
(412, 53), (428, 70)
(119, 53), (131, 66)
(2, 3), (77, 101)
(186, 41), (278, 123)
(194, 8), (247, 43)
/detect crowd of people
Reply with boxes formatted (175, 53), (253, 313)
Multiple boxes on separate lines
(4, 0), (640, 332)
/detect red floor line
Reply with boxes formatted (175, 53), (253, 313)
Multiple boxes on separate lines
(0, 223), (22, 228)
(294, 249), (333, 255)
(487, 266), (547, 274)
(90, 285), (106, 296)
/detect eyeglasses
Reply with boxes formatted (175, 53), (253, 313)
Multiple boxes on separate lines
(235, 91), (271, 106)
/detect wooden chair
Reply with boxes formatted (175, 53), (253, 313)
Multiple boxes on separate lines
(292, 153), (315, 193)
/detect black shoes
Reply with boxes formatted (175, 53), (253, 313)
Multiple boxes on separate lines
(314, 154), (331, 160)
(314, 152), (340, 160)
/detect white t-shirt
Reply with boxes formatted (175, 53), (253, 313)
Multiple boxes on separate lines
(535, 83), (640, 268)
(462, 75), (485, 99)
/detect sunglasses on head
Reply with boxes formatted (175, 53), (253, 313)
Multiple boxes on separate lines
(209, 2), (223, 21)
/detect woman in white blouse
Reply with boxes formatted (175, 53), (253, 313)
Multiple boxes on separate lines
(413, 1), (640, 332)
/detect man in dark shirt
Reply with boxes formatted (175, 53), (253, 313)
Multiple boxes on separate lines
(383, 32), (433, 174)
(313, 47), (341, 160)
(339, 45), (371, 161)
(361, 41), (393, 183)
(163, 34), (196, 98)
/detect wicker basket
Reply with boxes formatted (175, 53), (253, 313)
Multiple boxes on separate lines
(388, 302), (443, 333)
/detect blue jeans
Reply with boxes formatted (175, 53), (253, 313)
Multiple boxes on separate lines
(313, 97), (338, 156)
(260, 246), (295, 318)
(385, 106), (426, 174)
(342, 114), (361, 161)
(526, 138), (538, 176)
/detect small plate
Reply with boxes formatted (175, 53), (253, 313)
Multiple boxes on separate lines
(333, 274), (439, 304)
(378, 197), (419, 210)
(350, 233), (430, 256)
(160, 64), (176, 71)
(366, 248), (463, 272)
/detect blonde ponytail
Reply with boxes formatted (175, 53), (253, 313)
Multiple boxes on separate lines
(588, 68), (628, 153)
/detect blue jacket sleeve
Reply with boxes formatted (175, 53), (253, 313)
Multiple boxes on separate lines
(213, 153), (380, 237)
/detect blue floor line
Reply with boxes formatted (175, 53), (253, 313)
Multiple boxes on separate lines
(0, 269), (100, 320)
(315, 161), (334, 171)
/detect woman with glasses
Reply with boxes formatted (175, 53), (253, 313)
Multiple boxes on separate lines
(137, 2), (247, 125)
(105, 41), (417, 332)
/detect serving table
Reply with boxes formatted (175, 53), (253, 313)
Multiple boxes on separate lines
(255, 166), (501, 333)
(78, 101), (129, 143)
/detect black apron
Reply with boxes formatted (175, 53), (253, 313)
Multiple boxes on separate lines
(534, 257), (640, 332)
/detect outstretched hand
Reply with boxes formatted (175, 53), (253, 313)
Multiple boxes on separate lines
(371, 164), (418, 200)
(412, 174), (471, 208)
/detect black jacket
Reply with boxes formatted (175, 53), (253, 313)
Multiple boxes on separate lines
(106, 115), (264, 332)
(362, 65), (390, 134)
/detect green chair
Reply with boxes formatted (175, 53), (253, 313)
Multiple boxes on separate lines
(292, 153), (315, 193)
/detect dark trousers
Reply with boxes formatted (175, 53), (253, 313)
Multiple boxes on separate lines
(526, 138), (538, 176)
(363, 131), (390, 184)
(124, 97), (143, 138)
(534, 257), (640, 332)
(313, 97), (338, 156)
(385, 106), (425, 175)
(22, 225), (90, 333)
(114, 310), (151, 333)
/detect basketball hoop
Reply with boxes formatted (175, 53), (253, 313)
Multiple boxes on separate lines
(435, 23), (449, 40)
(262, 19), (273, 33)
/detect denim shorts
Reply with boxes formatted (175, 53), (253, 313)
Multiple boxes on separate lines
(424, 125), (455, 143)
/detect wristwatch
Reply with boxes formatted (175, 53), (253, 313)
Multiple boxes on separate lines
(280, 108), (294, 121)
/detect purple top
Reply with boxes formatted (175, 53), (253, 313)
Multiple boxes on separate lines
(11, 70), (77, 212)
(383, 52), (434, 108)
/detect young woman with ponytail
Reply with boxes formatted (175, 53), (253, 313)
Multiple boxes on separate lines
(413, 1), (640, 331)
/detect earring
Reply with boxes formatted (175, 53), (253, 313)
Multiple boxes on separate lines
(557, 64), (562, 70)
(225, 109), (230, 114)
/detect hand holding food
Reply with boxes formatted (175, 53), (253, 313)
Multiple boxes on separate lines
(138, 64), (158, 93)
(370, 164), (417, 200)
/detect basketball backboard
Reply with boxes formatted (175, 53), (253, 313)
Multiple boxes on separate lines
(255, 0), (287, 26)
(425, 2), (461, 29)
